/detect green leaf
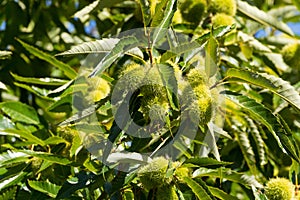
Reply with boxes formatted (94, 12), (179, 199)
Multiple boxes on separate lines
(161, 25), (234, 63)
(0, 186), (17, 200)
(193, 167), (263, 188)
(183, 177), (213, 200)
(226, 69), (300, 112)
(205, 34), (219, 77)
(0, 150), (30, 168)
(0, 171), (27, 191)
(56, 38), (143, 59)
(0, 115), (14, 130)
(233, 127), (257, 175)
(88, 36), (141, 78)
(0, 102), (40, 125)
(160, 41), (204, 63)
(1, 129), (46, 146)
(208, 186), (239, 200)
(138, 0), (151, 26)
(17, 39), (77, 79)
(28, 180), (61, 198)
(11, 72), (68, 86)
(226, 94), (300, 162)
(20, 150), (72, 165)
(73, 0), (100, 22)
(0, 50), (12, 59)
(292, 0), (300, 11)
(248, 119), (267, 166)
(0, 81), (8, 91)
(237, 0), (294, 36)
(184, 157), (232, 167)
(158, 64), (178, 110)
(151, 0), (177, 48)
(13, 82), (53, 100)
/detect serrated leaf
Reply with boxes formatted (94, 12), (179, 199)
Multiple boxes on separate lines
(28, 180), (62, 198)
(208, 186), (239, 200)
(11, 72), (68, 86)
(226, 94), (300, 162)
(0, 171), (27, 191)
(233, 128), (257, 175)
(158, 64), (178, 110)
(237, 0), (294, 36)
(0, 51), (12, 59)
(151, 0), (177, 48)
(248, 119), (267, 166)
(205, 34), (219, 77)
(226, 69), (300, 112)
(0, 151), (30, 168)
(20, 150), (72, 165)
(73, 0), (100, 22)
(0, 102), (40, 125)
(193, 167), (263, 188)
(0, 129), (45, 146)
(160, 25), (233, 63)
(17, 39), (77, 79)
(59, 104), (98, 126)
(184, 157), (232, 167)
(138, 0), (151, 26)
(13, 82), (53, 101)
(56, 38), (143, 59)
(183, 177), (213, 200)
(88, 36), (141, 78)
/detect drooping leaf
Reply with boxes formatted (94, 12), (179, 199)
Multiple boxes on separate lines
(0, 102), (40, 125)
(237, 0), (294, 36)
(247, 118), (267, 166)
(226, 69), (300, 112)
(13, 82), (53, 100)
(17, 39), (77, 79)
(11, 72), (68, 86)
(226, 94), (300, 162)
(88, 36), (141, 78)
(193, 167), (263, 188)
(28, 180), (62, 198)
(73, 0), (100, 22)
(233, 127), (257, 175)
(0, 50), (12, 59)
(205, 34), (219, 77)
(183, 177), (214, 200)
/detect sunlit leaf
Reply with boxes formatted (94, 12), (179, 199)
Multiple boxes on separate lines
(237, 0), (294, 36)
(73, 0), (100, 22)
(226, 69), (300, 112)
(183, 177), (213, 200)
(0, 102), (40, 125)
(28, 180), (62, 198)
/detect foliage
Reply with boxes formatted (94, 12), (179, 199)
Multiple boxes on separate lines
(0, 0), (300, 199)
